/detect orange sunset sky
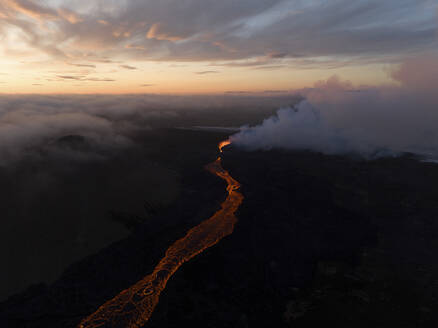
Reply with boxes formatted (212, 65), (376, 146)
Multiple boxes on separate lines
(0, 0), (437, 94)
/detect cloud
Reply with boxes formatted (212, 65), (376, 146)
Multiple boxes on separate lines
(56, 75), (115, 82)
(0, 109), (122, 164)
(225, 91), (252, 94)
(119, 64), (137, 70)
(0, 0), (436, 66)
(195, 71), (220, 75)
(2, 0), (58, 21)
(56, 75), (82, 80)
(262, 90), (290, 94)
(146, 23), (184, 41)
(231, 54), (438, 158)
(85, 77), (116, 82)
(57, 7), (82, 24)
(390, 53), (438, 93)
(68, 63), (97, 68)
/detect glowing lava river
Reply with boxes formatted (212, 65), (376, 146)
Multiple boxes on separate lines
(79, 140), (243, 328)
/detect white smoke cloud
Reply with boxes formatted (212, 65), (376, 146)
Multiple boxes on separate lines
(230, 55), (438, 158)
(231, 101), (350, 154)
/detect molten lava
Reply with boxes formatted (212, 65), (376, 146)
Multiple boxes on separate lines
(79, 141), (243, 328)
(218, 139), (231, 153)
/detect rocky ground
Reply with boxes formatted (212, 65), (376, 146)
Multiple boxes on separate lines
(1, 142), (438, 327)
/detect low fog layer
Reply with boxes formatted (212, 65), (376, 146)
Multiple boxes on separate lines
(231, 55), (438, 158)
(0, 94), (297, 165)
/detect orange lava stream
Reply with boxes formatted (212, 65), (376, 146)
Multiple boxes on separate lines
(79, 142), (242, 328)
(218, 139), (231, 153)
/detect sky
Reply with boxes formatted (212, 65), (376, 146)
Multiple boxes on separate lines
(0, 0), (437, 94)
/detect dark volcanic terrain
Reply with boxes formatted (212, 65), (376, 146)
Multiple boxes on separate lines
(1, 136), (438, 327)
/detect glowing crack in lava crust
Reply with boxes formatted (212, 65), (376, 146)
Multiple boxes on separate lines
(79, 140), (242, 328)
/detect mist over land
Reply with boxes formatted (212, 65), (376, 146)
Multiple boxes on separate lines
(0, 93), (298, 165)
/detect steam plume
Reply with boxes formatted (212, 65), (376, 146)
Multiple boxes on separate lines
(231, 55), (438, 158)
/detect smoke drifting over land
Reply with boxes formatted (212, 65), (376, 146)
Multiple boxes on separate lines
(231, 55), (438, 158)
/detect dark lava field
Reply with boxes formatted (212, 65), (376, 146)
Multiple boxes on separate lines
(1, 129), (437, 327)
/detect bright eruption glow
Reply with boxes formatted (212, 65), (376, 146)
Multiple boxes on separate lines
(218, 140), (231, 153)
(79, 141), (243, 328)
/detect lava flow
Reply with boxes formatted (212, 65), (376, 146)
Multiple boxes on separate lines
(219, 139), (231, 153)
(79, 141), (242, 328)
